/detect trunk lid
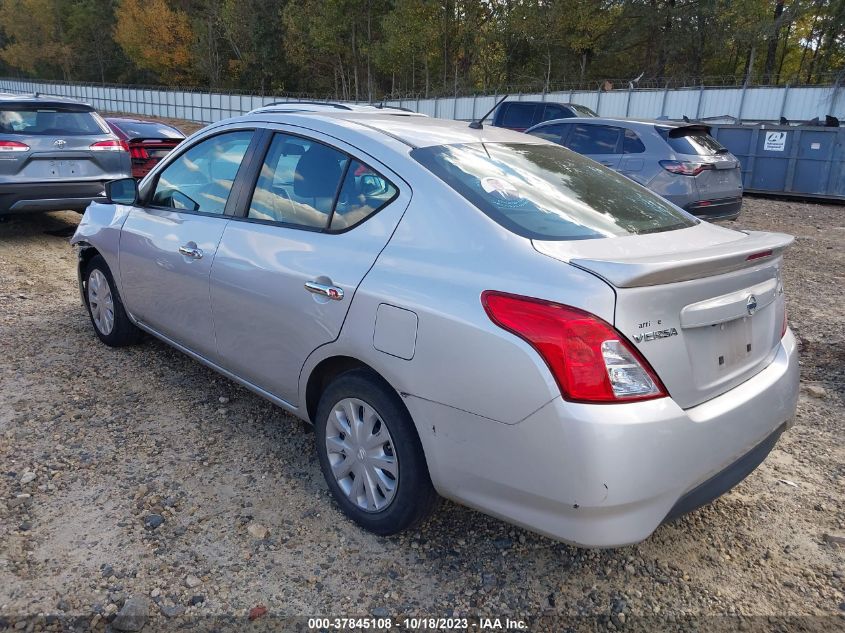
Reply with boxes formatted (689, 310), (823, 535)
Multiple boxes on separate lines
(660, 123), (743, 201)
(534, 223), (793, 408)
(692, 156), (743, 202)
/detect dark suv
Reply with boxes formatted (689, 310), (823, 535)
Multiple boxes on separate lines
(492, 101), (597, 131)
(0, 94), (130, 216)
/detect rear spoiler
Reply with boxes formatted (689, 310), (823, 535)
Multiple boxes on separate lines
(568, 231), (794, 288)
(666, 124), (711, 137)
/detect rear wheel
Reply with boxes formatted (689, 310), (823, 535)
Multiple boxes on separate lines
(84, 255), (142, 347)
(315, 369), (439, 535)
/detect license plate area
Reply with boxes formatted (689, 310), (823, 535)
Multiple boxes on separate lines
(685, 304), (777, 391)
(48, 160), (80, 177)
(711, 316), (753, 370)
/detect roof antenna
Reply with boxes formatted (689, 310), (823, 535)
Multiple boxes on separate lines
(469, 94), (509, 129)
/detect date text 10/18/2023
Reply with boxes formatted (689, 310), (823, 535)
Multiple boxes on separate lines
(307, 617), (529, 631)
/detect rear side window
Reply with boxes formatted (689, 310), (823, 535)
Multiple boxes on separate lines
(658, 127), (727, 156)
(249, 134), (348, 228)
(623, 129), (646, 154)
(411, 142), (696, 240)
(248, 133), (397, 231)
(331, 160), (397, 231)
(500, 103), (538, 129)
(0, 107), (106, 135)
(566, 124), (621, 154)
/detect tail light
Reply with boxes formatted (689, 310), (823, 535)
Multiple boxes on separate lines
(90, 139), (129, 152)
(659, 160), (713, 176)
(129, 145), (149, 160)
(481, 291), (667, 403)
(0, 140), (30, 152)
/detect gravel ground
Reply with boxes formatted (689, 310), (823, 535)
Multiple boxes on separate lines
(0, 195), (843, 631)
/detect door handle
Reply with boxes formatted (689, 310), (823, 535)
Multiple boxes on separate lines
(305, 281), (344, 301)
(178, 245), (204, 259)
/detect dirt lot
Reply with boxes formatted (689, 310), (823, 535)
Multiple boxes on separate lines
(0, 196), (843, 631)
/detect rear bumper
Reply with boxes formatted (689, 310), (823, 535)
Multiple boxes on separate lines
(685, 196), (743, 221)
(0, 181), (108, 214)
(409, 329), (799, 548)
(663, 421), (784, 522)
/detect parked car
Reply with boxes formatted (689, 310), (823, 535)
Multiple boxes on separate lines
(71, 104), (798, 548)
(0, 94), (130, 216)
(526, 117), (744, 220)
(492, 100), (597, 131)
(105, 117), (185, 178)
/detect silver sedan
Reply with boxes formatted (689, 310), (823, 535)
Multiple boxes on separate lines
(71, 104), (799, 547)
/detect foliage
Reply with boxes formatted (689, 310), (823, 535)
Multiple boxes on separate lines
(0, 0), (842, 95)
(113, 0), (193, 84)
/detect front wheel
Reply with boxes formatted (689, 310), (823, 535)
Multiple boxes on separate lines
(315, 369), (439, 535)
(83, 255), (142, 347)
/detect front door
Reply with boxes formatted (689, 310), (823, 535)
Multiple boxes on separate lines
(209, 130), (410, 405)
(118, 129), (255, 358)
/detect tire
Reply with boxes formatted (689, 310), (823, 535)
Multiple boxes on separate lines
(83, 254), (142, 347)
(315, 369), (439, 535)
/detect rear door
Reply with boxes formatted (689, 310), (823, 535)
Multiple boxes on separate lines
(0, 104), (128, 183)
(619, 128), (648, 183)
(119, 129), (256, 359)
(564, 123), (623, 169)
(211, 129), (411, 404)
(209, 128), (411, 405)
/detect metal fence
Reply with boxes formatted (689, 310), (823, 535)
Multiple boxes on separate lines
(1, 77), (842, 125)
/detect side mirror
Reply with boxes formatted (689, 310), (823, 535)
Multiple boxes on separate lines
(105, 178), (138, 205)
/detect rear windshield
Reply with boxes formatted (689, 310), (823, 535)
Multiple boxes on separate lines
(109, 120), (184, 140)
(658, 127), (727, 156)
(412, 142), (697, 240)
(0, 107), (107, 136)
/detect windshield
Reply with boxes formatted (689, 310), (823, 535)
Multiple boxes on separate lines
(412, 142), (697, 240)
(570, 104), (598, 117)
(0, 107), (107, 136)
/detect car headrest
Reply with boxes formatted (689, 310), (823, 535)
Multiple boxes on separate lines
(294, 145), (343, 198)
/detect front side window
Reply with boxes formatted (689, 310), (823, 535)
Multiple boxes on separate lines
(411, 142), (697, 240)
(542, 105), (571, 121)
(566, 124), (621, 155)
(528, 123), (570, 144)
(151, 130), (253, 214)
